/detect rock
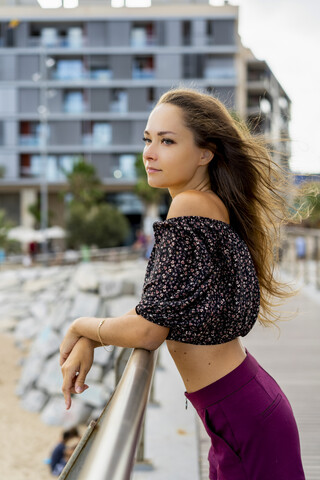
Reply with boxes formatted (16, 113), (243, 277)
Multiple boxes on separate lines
(76, 382), (110, 408)
(36, 354), (62, 395)
(41, 396), (91, 427)
(0, 270), (21, 290)
(121, 280), (135, 295)
(31, 327), (61, 359)
(99, 278), (123, 298)
(29, 302), (48, 321)
(107, 295), (139, 317)
(0, 317), (19, 333)
(16, 355), (44, 396)
(73, 263), (99, 291)
(93, 347), (114, 367)
(14, 317), (39, 341)
(86, 364), (103, 383)
(96, 299), (110, 318)
(21, 389), (48, 413)
(61, 281), (78, 300)
(69, 292), (100, 318)
(46, 299), (72, 331)
(23, 277), (57, 293)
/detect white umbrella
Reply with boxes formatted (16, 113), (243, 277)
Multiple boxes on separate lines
(7, 226), (45, 243)
(44, 226), (66, 239)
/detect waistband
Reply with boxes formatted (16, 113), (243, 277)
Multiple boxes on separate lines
(185, 349), (260, 410)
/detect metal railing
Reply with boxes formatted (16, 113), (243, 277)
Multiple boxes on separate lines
(60, 347), (158, 480)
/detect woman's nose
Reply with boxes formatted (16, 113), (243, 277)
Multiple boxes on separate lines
(143, 144), (157, 161)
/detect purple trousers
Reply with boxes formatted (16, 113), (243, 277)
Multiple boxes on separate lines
(185, 350), (305, 480)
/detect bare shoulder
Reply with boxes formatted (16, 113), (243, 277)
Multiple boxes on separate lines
(167, 190), (230, 223)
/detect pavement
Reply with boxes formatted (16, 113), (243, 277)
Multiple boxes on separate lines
(198, 271), (320, 480)
(132, 343), (199, 480)
(133, 270), (320, 480)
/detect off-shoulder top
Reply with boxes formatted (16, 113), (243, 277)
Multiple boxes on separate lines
(135, 216), (260, 345)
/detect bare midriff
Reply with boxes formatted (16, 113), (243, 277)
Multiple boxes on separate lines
(166, 337), (247, 393)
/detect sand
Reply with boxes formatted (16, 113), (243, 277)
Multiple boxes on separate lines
(0, 333), (62, 480)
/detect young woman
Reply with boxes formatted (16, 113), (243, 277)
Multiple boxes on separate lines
(60, 88), (305, 479)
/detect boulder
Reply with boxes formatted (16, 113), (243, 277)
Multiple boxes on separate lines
(41, 396), (91, 428)
(14, 317), (39, 341)
(69, 292), (100, 319)
(76, 382), (110, 408)
(21, 389), (48, 413)
(99, 278), (123, 299)
(73, 263), (99, 292)
(31, 327), (61, 359)
(107, 295), (139, 318)
(36, 353), (62, 395)
(16, 355), (44, 396)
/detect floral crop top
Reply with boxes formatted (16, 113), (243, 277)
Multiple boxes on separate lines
(135, 216), (260, 345)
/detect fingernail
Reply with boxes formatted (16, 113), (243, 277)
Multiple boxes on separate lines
(76, 386), (82, 393)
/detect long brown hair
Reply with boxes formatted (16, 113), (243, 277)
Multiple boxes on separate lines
(157, 87), (300, 327)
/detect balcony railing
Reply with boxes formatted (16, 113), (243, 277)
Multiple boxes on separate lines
(59, 347), (158, 480)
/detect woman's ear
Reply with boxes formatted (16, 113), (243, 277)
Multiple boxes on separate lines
(200, 149), (214, 166)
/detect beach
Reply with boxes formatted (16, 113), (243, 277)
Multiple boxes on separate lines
(0, 333), (62, 480)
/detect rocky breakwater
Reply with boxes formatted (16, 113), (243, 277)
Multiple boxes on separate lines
(0, 260), (147, 428)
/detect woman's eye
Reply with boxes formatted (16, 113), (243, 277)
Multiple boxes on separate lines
(142, 137), (151, 144)
(162, 138), (174, 145)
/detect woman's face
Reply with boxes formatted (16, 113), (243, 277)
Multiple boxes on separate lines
(142, 103), (211, 195)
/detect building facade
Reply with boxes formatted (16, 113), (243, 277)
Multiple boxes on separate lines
(0, 0), (291, 228)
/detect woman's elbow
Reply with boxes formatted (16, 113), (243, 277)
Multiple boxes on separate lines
(139, 323), (169, 351)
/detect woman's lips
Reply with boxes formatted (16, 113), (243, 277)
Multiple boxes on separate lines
(146, 167), (161, 173)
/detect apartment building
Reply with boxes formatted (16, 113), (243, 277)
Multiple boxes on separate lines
(0, 0), (291, 228)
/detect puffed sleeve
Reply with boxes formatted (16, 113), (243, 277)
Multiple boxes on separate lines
(135, 219), (214, 331)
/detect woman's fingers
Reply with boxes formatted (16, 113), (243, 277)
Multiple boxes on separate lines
(61, 364), (79, 409)
(60, 337), (95, 409)
(59, 322), (82, 366)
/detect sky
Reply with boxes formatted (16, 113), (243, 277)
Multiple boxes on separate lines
(123, 0), (320, 174)
(229, 0), (320, 173)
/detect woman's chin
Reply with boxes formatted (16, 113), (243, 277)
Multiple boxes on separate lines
(147, 178), (166, 189)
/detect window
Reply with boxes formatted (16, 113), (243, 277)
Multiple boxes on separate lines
(110, 89), (128, 113)
(132, 56), (154, 79)
(204, 56), (235, 79)
(131, 22), (155, 47)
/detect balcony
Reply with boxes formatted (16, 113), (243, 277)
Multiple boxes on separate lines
(50, 59), (88, 81)
(63, 92), (87, 114)
(130, 24), (156, 47)
(20, 154), (77, 181)
(82, 123), (112, 148)
(28, 26), (85, 49)
(132, 57), (155, 80)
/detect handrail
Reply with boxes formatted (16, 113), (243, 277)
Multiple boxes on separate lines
(76, 347), (158, 480)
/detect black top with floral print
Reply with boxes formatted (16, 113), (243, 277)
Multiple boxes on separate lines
(135, 216), (260, 345)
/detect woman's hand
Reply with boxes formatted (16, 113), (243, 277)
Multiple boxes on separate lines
(61, 336), (95, 410)
(59, 319), (83, 366)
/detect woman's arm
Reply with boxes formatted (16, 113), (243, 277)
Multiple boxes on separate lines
(59, 312), (169, 408)
(60, 313), (169, 365)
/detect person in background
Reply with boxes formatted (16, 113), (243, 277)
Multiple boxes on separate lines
(49, 427), (79, 476)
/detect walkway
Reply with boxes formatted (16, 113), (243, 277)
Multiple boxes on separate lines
(198, 275), (320, 479)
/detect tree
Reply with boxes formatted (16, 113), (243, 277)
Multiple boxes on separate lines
(27, 198), (55, 229)
(64, 159), (129, 249)
(0, 209), (21, 254)
(65, 159), (104, 209)
(295, 182), (320, 228)
(66, 203), (129, 249)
